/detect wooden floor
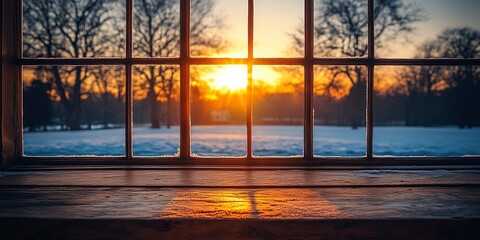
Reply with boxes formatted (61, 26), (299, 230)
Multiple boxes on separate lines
(1, 166), (480, 239)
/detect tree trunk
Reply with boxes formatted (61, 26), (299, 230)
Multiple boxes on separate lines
(423, 91), (432, 127)
(51, 67), (78, 130)
(166, 95), (172, 129)
(70, 67), (83, 130)
(103, 94), (109, 129)
(149, 91), (161, 129)
(348, 80), (365, 129)
(404, 96), (414, 126)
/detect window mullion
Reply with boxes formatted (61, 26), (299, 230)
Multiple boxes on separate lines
(304, 0), (314, 160)
(180, 0), (191, 160)
(367, 0), (375, 159)
(247, 0), (254, 159)
(3, 0), (22, 167)
(125, 0), (133, 159)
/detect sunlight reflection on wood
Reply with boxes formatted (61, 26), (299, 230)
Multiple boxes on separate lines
(161, 189), (347, 219)
(162, 190), (253, 219)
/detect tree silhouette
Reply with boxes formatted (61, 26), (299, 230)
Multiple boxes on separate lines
(397, 41), (444, 126)
(23, 0), (121, 130)
(133, 0), (225, 128)
(438, 27), (480, 128)
(24, 0), (225, 130)
(90, 66), (125, 128)
(390, 27), (480, 127)
(24, 80), (53, 131)
(291, 0), (425, 128)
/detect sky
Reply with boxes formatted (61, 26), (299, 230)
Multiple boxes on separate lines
(215, 0), (303, 58)
(385, 0), (480, 57)
(214, 0), (480, 58)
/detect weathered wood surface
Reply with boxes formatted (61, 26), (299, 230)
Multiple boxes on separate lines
(1, 169), (479, 239)
(1, 218), (479, 240)
(1, 187), (479, 219)
(1, 0), (22, 169)
(1, 169), (479, 187)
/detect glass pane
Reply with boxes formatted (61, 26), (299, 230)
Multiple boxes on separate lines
(23, 0), (125, 58)
(133, 0), (180, 58)
(23, 66), (125, 156)
(191, 0), (247, 57)
(313, 66), (367, 156)
(374, 66), (480, 156)
(191, 65), (247, 157)
(314, 0), (367, 57)
(133, 65), (180, 156)
(377, 0), (480, 58)
(255, 0), (304, 57)
(253, 66), (304, 156)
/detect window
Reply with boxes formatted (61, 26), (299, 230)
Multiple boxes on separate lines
(2, 0), (479, 165)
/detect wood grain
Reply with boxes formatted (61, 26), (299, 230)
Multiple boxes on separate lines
(1, 0), (22, 168)
(1, 169), (479, 187)
(1, 168), (479, 239)
(1, 187), (479, 219)
(0, 218), (478, 240)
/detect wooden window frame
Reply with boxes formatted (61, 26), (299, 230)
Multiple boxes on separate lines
(2, 0), (480, 167)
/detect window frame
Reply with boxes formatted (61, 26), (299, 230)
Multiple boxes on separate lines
(2, 0), (480, 167)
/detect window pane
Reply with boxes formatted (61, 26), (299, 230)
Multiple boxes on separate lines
(314, 0), (367, 57)
(133, 0), (180, 58)
(253, 66), (304, 156)
(133, 65), (180, 156)
(313, 66), (367, 156)
(191, 65), (247, 157)
(191, 0), (247, 57)
(255, 0), (304, 57)
(377, 0), (480, 58)
(374, 66), (480, 156)
(23, 66), (125, 156)
(23, 0), (125, 58)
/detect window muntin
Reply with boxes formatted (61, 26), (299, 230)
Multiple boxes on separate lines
(16, 0), (480, 162)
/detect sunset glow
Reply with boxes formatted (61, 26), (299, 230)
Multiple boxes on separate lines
(21, 0), (480, 158)
(209, 65), (247, 91)
(205, 65), (281, 92)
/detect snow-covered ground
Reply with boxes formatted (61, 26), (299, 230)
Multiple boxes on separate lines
(23, 125), (480, 157)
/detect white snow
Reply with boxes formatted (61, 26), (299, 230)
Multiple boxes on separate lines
(23, 125), (480, 157)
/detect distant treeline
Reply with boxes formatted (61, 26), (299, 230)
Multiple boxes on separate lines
(24, 78), (480, 132)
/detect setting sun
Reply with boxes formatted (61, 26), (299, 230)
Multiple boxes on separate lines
(210, 65), (248, 91)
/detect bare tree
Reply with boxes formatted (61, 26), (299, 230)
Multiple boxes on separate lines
(393, 67), (420, 125)
(24, 80), (53, 132)
(438, 27), (480, 128)
(24, 0), (121, 130)
(90, 66), (125, 128)
(393, 27), (479, 127)
(133, 0), (226, 128)
(403, 41), (444, 126)
(439, 28), (480, 60)
(291, 0), (424, 128)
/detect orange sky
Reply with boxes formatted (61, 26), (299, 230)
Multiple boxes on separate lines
(216, 0), (480, 58)
(22, 0), (480, 100)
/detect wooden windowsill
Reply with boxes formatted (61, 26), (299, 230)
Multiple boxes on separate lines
(1, 167), (479, 239)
